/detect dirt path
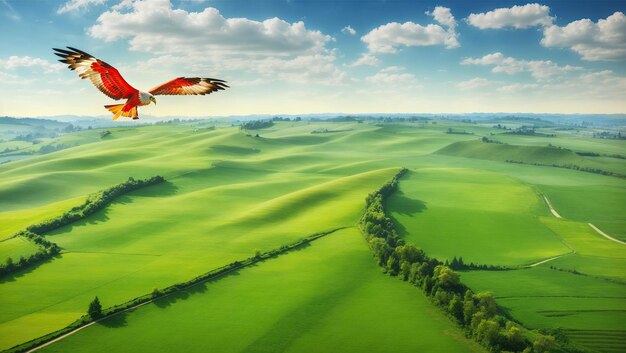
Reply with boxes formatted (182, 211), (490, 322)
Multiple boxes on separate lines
(588, 223), (625, 245)
(25, 300), (153, 353)
(526, 250), (575, 268)
(541, 194), (562, 219)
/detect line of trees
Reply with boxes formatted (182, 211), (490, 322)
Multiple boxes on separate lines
(27, 176), (165, 235)
(0, 176), (166, 279)
(0, 231), (61, 277)
(360, 169), (558, 353)
(481, 136), (504, 144)
(505, 160), (622, 178)
(240, 120), (273, 130)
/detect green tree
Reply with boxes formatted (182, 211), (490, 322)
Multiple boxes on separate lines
(501, 322), (526, 352)
(434, 265), (460, 289)
(475, 291), (497, 317)
(475, 319), (500, 347)
(386, 254), (400, 275)
(5, 257), (14, 270)
(448, 294), (464, 322)
(151, 288), (162, 299)
(533, 335), (556, 353)
(369, 237), (392, 266)
(88, 296), (103, 319)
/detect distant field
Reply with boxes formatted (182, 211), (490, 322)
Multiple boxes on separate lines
(387, 168), (569, 266)
(39, 228), (483, 353)
(436, 139), (626, 175)
(0, 119), (624, 352)
(462, 268), (626, 353)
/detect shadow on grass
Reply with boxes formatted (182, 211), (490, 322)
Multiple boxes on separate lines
(133, 181), (179, 197)
(98, 312), (128, 328)
(0, 253), (63, 284)
(152, 270), (242, 309)
(390, 190), (427, 216)
(150, 241), (316, 310)
(47, 181), (178, 236)
(388, 191), (427, 238)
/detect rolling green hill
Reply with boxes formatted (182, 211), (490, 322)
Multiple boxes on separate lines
(0, 119), (624, 353)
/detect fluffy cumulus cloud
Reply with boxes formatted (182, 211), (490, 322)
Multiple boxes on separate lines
(342, 25), (356, 35)
(467, 3), (553, 29)
(89, 0), (333, 56)
(462, 52), (581, 80)
(365, 66), (420, 88)
(456, 77), (491, 90)
(0, 56), (63, 73)
(348, 54), (380, 67)
(57, 0), (105, 14)
(541, 12), (626, 61)
(361, 6), (458, 53)
(426, 6), (457, 30)
(87, 0), (349, 86)
(497, 83), (539, 92)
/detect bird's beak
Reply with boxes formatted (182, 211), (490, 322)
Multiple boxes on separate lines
(151, 97), (157, 105)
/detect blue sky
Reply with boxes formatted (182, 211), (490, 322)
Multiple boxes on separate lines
(0, 0), (625, 117)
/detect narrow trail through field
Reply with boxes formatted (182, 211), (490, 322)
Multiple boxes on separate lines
(588, 223), (625, 245)
(542, 193), (624, 246)
(22, 227), (346, 353)
(541, 194), (562, 219)
(526, 251), (574, 268)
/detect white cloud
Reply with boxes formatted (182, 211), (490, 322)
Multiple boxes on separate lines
(467, 3), (553, 29)
(361, 6), (458, 53)
(342, 25), (356, 35)
(426, 6), (457, 30)
(380, 66), (405, 73)
(365, 71), (418, 85)
(0, 56), (64, 73)
(134, 53), (348, 86)
(348, 54), (380, 67)
(456, 77), (491, 90)
(541, 12), (626, 61)
(497, 83), (539, 92)
(462, 52), (581, 80)
(461, 52), (505, 66)
(89, 0), (333, 56)
(57, 0), (105, 14)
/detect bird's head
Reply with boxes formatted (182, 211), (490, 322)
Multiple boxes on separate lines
(150, 96), (157, 105)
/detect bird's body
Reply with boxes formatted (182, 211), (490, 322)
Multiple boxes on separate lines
(53, 47), (228, 120)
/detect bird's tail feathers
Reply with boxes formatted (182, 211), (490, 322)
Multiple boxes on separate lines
(104, 104), (137, 120)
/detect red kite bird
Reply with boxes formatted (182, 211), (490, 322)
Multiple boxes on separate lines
(53, 47), (228, 120)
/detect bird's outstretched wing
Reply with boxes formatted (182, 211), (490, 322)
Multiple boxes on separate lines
(53, 47), (138, 100)
(149, 77), (228, 96)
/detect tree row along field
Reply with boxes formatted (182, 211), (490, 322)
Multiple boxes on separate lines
(0, 119), (624, 352)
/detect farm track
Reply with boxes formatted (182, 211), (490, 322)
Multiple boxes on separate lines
(588, 223), (626, 245)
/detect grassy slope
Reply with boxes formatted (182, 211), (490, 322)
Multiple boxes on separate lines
(436, 139), (626, 175)
(39, 228), (483, 353)
(0, 237), (40, 262)
(0, 166), (397, 350)
(387, 169), (569, 266)
(0, 120), (623, 351)
(460, 212), (626, 352)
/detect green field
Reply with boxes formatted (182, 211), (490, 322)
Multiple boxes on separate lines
(0, 119), (624, 352)
(38, 228), (483, 353)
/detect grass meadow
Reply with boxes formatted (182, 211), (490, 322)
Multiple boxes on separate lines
(0, 119), (623, 352)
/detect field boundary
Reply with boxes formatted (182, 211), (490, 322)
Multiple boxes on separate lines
(0, 176), (165, 279)
(5, 227), (346, 353)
